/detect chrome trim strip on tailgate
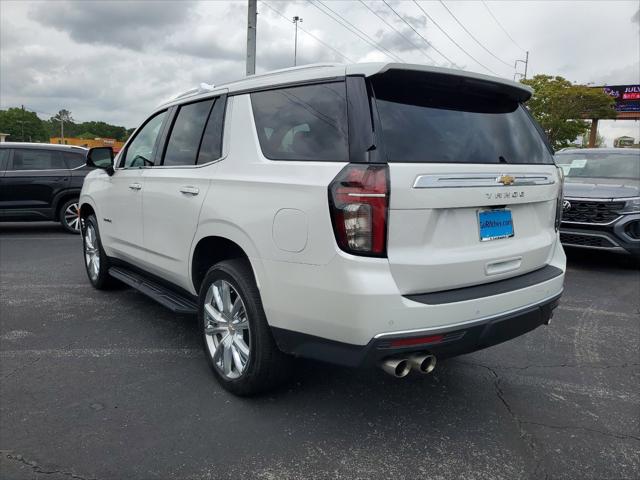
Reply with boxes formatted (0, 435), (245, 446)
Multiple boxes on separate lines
(413, 173), (555, 188)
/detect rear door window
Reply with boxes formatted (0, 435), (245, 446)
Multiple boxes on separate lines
(371, 74), (554, 164)
(10, 149), (66, 170)
(250, 82), (348, 161)
(163, 99), (214, 166)
(63, 151), (86, 169)
(197, 97), (226, 164)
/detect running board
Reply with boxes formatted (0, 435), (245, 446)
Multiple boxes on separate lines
(108, 266), (198, 315)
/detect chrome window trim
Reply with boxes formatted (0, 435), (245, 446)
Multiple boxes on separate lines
(413, 172), (555, 188)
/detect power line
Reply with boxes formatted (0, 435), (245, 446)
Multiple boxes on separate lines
(308, 0), (405, 63)
(438, 0), (513, 68)
(358, 0), (437, 64)
(411, 0), (498, 75)
(261, 2), (354, 63)
(381, 0), (458, 67)
(481, 0), (526, 53)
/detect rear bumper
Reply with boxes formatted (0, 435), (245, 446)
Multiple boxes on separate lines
(261, 239), (566, 347)
(272, 292), (562, 367)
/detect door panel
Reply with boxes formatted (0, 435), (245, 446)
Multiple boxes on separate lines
(142, 169), (212, 288)
(100, 109), (169, 265)
(99, 169), (146, 265)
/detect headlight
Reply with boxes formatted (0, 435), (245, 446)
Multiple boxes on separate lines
(617, 197), (640, 214)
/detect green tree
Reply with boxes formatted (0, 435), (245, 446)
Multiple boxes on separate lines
(78, 132), (99, 140)
(521, 75), (616, 150)
(581, 132), (606, 148)
(0, 108), (47, 142)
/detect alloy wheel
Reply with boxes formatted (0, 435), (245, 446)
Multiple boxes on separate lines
(203, 280), (251, 380)
(64, 202), (80, 232)
(84, 224), (100, 281)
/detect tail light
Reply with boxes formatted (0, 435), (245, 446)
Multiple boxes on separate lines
(554, 167), (564, 231)
(328, 164), (389, 257)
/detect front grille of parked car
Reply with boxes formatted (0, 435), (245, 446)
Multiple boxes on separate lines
(560, 233), (616, 248)
(562, 200), (624, 224)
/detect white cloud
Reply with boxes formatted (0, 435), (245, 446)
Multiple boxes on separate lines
(1, 0), (638, 151)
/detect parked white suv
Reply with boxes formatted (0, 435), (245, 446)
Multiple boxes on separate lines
(80, 63), (566, 395)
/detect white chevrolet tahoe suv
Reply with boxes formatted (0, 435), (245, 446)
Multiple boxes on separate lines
(80, 63), (566, 395)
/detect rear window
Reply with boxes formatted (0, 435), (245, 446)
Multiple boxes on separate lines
(371, 74), (554, 164)
(250, 82), (349, 161)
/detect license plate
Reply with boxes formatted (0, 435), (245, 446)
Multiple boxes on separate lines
(478, 209), (514, 242)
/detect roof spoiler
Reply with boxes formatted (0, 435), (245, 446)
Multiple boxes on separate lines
(367, 64), (532, 103)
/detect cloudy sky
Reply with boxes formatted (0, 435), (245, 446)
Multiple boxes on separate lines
(1, 0), (639, 145)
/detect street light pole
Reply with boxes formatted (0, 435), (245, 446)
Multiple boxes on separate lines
(293, 16), (303, 66)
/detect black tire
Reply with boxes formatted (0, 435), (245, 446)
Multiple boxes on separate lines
(82, 214), (118, 290)
(199, 258), (292, 396)
(59, 198), (81, 234)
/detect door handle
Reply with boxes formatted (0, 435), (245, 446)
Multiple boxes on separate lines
(129, 183), (142, 190)
(179, 186), (199, 195)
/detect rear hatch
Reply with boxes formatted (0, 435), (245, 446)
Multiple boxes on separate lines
(369, 69), (561, 294)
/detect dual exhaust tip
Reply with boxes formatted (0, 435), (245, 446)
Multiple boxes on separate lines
(381, 354), (437, 378)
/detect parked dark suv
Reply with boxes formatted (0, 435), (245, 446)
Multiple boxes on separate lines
(555, 148), (640, 257)
(0, 142), (90, 233)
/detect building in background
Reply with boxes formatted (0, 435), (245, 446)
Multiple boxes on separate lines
(50, 136), (124, 153)
(0, 133), (9, 142)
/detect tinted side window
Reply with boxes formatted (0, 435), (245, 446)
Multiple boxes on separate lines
(197, 97), (226, 164)
(11, 149), (66, 170)
(122, 111), (167, 168)
(164, 99), (214, 166)
(250, 82), (348, 161)
(63, 151), (86, 169)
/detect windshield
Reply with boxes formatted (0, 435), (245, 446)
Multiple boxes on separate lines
(370, 71), (554, 164)
(555, 151), (640, 179)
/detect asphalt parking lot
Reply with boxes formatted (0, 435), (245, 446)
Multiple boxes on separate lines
(1, 222), (638, 480)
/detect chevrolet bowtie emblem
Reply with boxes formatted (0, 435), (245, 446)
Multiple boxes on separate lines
(498, 175), (515, 186)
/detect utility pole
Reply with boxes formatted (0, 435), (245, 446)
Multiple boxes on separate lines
(514, 51), (530, 80)
(246, 0), (257, 76)
(292, 16), (303, 66)
(60, 114), (64, 142)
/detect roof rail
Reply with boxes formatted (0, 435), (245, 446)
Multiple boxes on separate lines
(172, 83), (216, 101)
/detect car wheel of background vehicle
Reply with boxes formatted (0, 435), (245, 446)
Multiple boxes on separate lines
(60, 198), (81, 234)
(199, 258), (292, 396)
(82, 214), (117, 290)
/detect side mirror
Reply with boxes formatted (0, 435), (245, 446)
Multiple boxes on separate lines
(87, 147), (115, 175)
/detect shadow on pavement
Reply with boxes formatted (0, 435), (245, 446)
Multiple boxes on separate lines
(0, 221), (71, 236)
(564, 246), (640, 271)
